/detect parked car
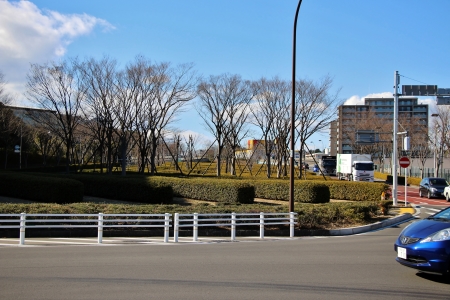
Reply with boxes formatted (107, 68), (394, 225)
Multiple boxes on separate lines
(418, 177), (448, 199)
(444, 185), (450, 202)
(313, 164), (319, 172)
(394, 206), (450, 277)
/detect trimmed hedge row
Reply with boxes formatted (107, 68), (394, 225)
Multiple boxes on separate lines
(59, 174), (173, 204)
(252, 180), (330, 203)
(155, 177), (255, 204)
(251, 179), (389, 202)
(0, 172), (83, 203)
(1, 171), (390, 205)
(324, 181), (389, 201)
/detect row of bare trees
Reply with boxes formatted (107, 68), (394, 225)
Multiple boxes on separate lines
(196, 74), (340, 177)
(1, 56), (341, 177)
(24, 56), (197, 174)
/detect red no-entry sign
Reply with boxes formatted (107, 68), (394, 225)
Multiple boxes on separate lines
(399, 156), (410, 168)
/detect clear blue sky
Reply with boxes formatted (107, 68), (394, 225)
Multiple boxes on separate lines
(1, 0), (449, 149)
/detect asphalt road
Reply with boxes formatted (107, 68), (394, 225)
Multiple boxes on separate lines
(0, 216), (448, 300)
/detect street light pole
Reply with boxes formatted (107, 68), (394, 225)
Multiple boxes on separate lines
(290, 0), (303, 214)
(392, 71), (400, 206)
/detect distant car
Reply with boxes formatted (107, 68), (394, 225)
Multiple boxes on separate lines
(394, 206), (450, 277)
(302, 163), (309, 170)
(313, 164), (319, 172)
(418, 177), (448, 199)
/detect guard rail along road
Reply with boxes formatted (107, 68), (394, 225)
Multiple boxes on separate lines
(0, 212), (297, 245)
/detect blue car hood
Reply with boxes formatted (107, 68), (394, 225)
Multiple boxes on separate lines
(401, 219), (450, 238)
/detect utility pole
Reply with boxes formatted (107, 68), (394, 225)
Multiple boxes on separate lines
(392, 71), (400, 206)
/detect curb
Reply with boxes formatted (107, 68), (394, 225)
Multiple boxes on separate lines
(329, 213), (414, 236)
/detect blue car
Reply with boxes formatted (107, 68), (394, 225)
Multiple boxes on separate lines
(394, 207), (450, 277)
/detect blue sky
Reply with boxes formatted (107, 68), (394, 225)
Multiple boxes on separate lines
(1, 0), (449, 149)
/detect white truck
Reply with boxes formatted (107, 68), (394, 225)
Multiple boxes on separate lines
(336, 154), (374, 182)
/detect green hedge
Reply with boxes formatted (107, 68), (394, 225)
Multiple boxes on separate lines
(324, 181), (389, 201)
(0, 172), (83, 203)
(251, 179), (389, 202)
(155, 177), (255, 204)
(252, 180), (330, 203)
(61, 174), (173, 204)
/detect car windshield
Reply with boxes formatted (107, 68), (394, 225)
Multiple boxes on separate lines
(322, 161), (336, 167)
(429, 179), (448, 186)
(428, 207), (450, 221)
(354, 163), (373, 171)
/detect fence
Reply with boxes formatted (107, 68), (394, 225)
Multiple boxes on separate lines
(173, 212), (297, 242)
(0, 213), (171, 245)
(0, 212), (297, 245)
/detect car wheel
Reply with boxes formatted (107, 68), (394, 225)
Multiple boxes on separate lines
(427, 191), (432, 199)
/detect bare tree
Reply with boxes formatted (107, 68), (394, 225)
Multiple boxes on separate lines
(251, 77), (290, 178)
(295, 76), (341, 177)
(146, 62), (197, 175)
(77, 56), (119, 174)
(26, 60), (86, 173)
(196, 74), (253, 176)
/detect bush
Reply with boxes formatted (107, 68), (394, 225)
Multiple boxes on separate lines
(297, 201), (381, 229)
(62, 174), (173, 204)
(0, 171), (83, 203)
(155, 176), (255, 204)
(324, 181), (389, 201)
(252, 180), (330, 203)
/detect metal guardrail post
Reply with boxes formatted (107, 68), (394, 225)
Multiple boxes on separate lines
(260, 212), (264, 239)
(174, 213), (179, 243)
(19, 212), (26, 245)
(193, 213), (198, 242)
(98, 213), (103, 244)
(164, 213), (170, 243)
(290, 212), (295, 238)
(231, 212), (236, 241)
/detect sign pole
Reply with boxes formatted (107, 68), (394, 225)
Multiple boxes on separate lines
(405, 167), (407, 206)
(399, 156), (410, 206)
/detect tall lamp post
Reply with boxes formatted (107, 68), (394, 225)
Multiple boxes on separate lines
(289, 0), (303, 214)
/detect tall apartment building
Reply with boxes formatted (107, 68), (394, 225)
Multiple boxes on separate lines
(332, 97), (428, 154)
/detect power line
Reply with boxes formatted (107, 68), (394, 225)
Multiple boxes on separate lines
(399, 74), (428, 85)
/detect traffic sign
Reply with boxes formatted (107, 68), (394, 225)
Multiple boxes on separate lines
(399, 157), (410, 168)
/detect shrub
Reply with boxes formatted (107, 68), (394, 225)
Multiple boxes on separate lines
(0, 171), (83, 203)
(324, 181), (389, 201)
(252, 180), (330, 203)
(62, 174), (173, 204)
(155, 176), (255, 204)
(296, 201), (381, 229)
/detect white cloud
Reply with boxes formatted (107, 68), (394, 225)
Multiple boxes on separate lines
(0, 0), (114, 101)
(343, 92), (393, 105)
(343, 95), (364, 105)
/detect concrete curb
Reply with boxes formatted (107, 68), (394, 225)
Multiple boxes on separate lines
(329, 213), (414, 236)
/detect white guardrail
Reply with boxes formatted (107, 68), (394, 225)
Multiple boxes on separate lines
(0, 212), (297, 245)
